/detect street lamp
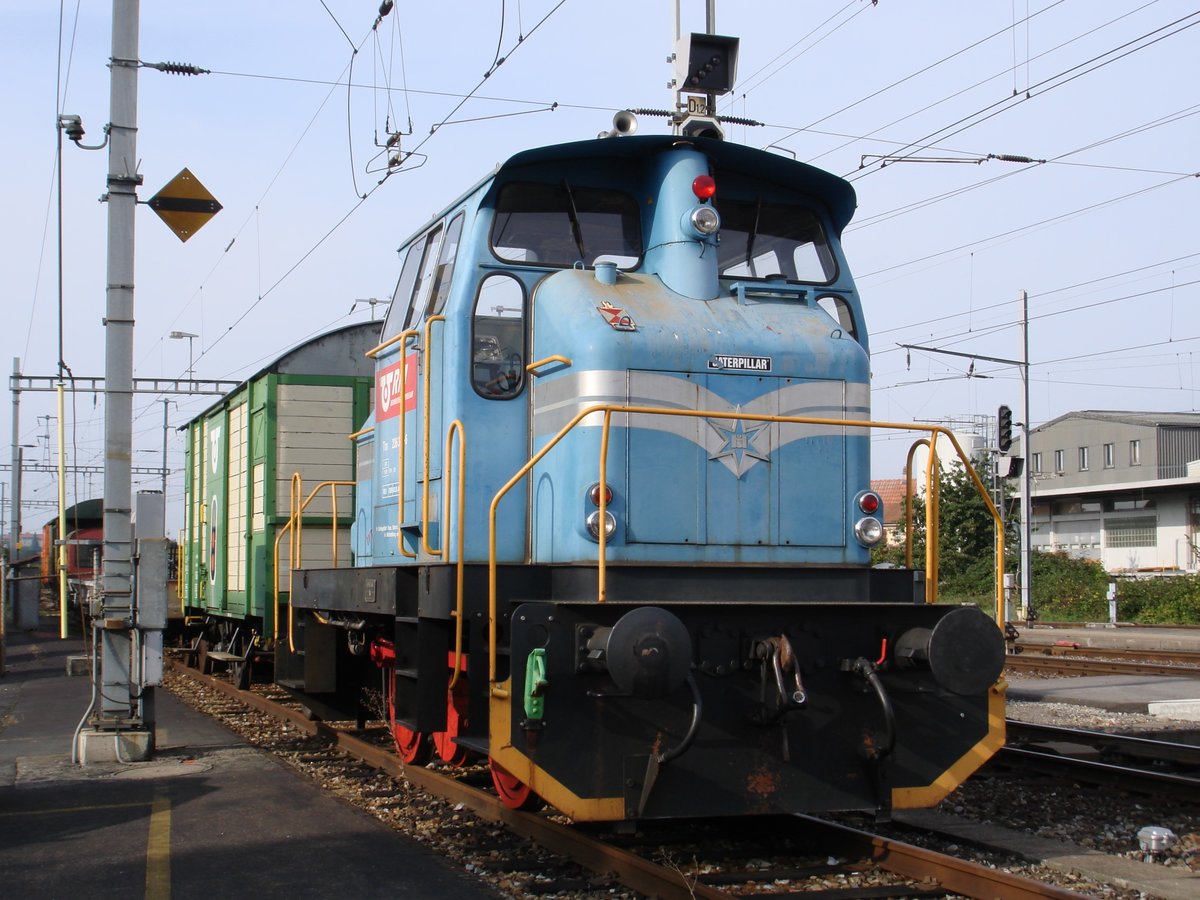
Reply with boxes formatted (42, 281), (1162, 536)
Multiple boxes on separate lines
(169, 330), (198, 390)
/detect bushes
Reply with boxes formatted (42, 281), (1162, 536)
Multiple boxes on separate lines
(872, 454), (1200, 623)
(1112, 575), (1200, 625)
(1017, 554), (1200, 624)
(932, 550), (1200, 624)
(1027, 552), (1109, 622)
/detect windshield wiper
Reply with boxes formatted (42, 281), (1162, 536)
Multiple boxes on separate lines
(562, 179), (587, 262)
(745, 196), (762, 276)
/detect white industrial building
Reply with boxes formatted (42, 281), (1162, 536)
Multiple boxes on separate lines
(1014, 411), (1200, 574)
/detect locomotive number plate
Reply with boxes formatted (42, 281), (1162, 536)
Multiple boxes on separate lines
(708, 355), (772, 372)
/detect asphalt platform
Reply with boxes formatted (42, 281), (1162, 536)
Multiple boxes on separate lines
(0, 627), (499, 900)
(1008, 623), (1200, 720)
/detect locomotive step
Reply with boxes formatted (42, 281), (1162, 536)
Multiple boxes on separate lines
(205, 650), (245, 663)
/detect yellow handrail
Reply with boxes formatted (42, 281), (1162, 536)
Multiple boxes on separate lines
(272, 526), (288, 643)
(421, 315), (446, 556)
(391, 330), (420, 559)
(526, 354), (572, 376)
(488, 406), (1006, 691)
(365, 326), (419, 558)
(365, 330), (408, 359)
(903, 439), (930, 570)
(444, 420), (467, 688)
(925, 443), (941, 604)
(273, 476), (355, 652)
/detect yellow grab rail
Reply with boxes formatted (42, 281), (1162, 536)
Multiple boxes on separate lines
(421, 315), (446, 556)
(926, 445), (941, 604)
(365, 327), (420, 558)
(444, 420), (467, 688)
(391, 330), (420, 559)
(903, 439), (930, 570)
(526, 354), (572, 376)
(365, 330), (409, 359)
(488, 406), (1006, 691)
(271, 475), (354, 651)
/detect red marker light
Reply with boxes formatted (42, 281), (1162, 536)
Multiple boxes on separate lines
(692, 175), (716, 200)
(588, 483), (613, 507)
(859, 493), (881, 514)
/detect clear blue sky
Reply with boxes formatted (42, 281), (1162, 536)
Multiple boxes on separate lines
(5, 1), (1199, 532)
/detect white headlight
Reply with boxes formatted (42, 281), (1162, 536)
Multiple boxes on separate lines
(586, 510), (617, 540)
(689, 205), (720, 236)
(854, 516), (884, 547)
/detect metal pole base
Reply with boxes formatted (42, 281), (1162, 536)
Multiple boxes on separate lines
(76, 726), (153, 764)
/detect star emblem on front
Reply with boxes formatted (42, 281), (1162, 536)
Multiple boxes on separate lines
(707, 408), (771, 477)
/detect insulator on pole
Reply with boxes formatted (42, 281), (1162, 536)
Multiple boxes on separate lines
(146, 60), (210, 76)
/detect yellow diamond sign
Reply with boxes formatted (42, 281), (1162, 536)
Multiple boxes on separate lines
(148, 168), (221, 242)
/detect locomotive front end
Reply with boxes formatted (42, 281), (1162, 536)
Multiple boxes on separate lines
(482, 136), (1007, 820)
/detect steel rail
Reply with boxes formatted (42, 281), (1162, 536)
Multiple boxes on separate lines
(997, 745), (1200, 802)
(1014, 641), (1200, 666)
(792, 816), (1085, 900)
(1029, 622), (1200, 631)
(169, 661), (1084, 900)
(1007, 720), (1200, 766)
(1006, 653), (1200, 678)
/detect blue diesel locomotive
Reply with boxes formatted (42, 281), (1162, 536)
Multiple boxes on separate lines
(276, 124), (1007, 821)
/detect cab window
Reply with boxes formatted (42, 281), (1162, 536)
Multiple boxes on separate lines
(425, 212), (464, 317)
(491, 181), (642, 268)
(471, 274), (526, 399)
(411, 225), (444, 322)
(381, 241), (421, 338)
(715, 198), (836, 283)
(815, 294), (859, 341)
(382, 225), (444, 337)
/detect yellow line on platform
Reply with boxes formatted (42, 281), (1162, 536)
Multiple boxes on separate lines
(144, 784), (171, 900)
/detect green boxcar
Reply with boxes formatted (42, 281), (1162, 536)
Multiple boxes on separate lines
(180, 322), (377, 638)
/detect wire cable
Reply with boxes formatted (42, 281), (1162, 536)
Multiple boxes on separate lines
(848, 9), (1200, 182)
(764, 0), (1071, 156)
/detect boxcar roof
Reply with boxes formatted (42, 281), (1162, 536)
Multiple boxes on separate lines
(184, 320), (380, 426)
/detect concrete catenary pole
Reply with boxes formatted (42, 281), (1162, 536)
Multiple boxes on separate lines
(1020, 289), (1033, 620)
(8, 360), (19, 565)
(97, 0), (140, 724)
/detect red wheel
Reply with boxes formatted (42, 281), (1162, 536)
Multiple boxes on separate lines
(489, 757), (543, 811)
(375, 644), (432, 765)
(432, 673), (471, 767)
(391, 722), (431, 765)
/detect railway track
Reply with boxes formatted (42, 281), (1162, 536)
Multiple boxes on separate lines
(1003, 720), (1200, 802)
(1006, 647), (1200, 677)
(1012, 642), (1200, 666)
(165, 659), (1087, 899)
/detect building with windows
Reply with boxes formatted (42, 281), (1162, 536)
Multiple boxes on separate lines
(1016, 411), (1200, 573)
(871, 477), (912, 547)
